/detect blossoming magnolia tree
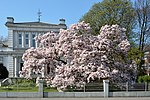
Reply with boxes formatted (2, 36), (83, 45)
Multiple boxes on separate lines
(20, 21), (137, 90)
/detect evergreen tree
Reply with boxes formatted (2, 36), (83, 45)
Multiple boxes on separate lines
(0, 64), (9, 79)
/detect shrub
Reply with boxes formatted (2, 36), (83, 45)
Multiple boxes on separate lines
(138, 75), (150, 83)
(0, 64), (9, 79)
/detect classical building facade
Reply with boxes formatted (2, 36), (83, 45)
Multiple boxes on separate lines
(0, 17), (67, 77)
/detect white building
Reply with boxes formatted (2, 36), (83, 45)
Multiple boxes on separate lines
(0, 17), (67, 77)
(144, 51), (150, 75)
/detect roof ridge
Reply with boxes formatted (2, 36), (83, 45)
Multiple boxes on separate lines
(13, 21), (59, 26)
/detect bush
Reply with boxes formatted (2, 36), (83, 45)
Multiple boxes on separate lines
(12, 79), (36, 87)
(0, 78), (37, 92)
(138, 75), (150, 83)
(0, 64), (9, 79)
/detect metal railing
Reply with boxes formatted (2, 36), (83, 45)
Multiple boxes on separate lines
(0, 77), (37, 92)
(109, 82), (150, 92)
(1, 78), (150, 92)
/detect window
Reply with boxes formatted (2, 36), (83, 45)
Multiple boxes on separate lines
(26, 33), (29, 38)
(18, 33), (22, 45)
(32, 34), (36, 47)
(32, 34), (36, 38)
(25, 33), (29, 46)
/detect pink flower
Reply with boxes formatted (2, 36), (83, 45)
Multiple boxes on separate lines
(21, 22), (137, 90)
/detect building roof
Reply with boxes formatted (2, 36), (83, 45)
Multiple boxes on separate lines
(5, 17), (67, 29)
(9, 21), (63, 26)
(6, 21), (66, 27)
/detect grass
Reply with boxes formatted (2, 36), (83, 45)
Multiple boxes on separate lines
(0, 86), (38, 92)
(0, 78), (58, 92)
(44, 87), (58, 92)
(0, 86), (58, 92)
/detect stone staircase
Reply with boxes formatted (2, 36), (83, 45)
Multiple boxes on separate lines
(0, 78), (12, 86)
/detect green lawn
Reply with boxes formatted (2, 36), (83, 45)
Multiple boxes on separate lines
(0, 81), (57, 92)
(0, 78), (58, 92)
(0, 86), (38, 92)
(0, 86), (58, 92)
(44, 87), (58, 92)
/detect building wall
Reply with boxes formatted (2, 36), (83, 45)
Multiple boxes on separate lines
(144, 51), (150, 75)
(7, 29), (14, 48)
(1, 17), (67, 77)
(8, 56), (14, 77)
(3, 57), (9, 70)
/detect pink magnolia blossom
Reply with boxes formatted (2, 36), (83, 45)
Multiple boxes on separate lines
(20, 21), (137, 90)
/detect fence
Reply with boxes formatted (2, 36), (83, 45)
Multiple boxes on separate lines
(0, 77), (38, 92)
(1, 78), (150, 98)
(109, 82), (150, 92)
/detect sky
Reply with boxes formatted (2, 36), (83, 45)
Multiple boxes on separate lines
(0, 0), (101, 38)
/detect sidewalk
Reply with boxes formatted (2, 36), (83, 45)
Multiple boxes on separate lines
(0, 97), (150, 100)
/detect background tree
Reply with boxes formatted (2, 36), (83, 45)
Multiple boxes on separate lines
(128, 47), (144, 75)
(21, 22), (137, 90)
(80, 0), (135, 38)
(0, 36), (8, 47)
(0, 36), (7, 42)
(0, 64), (9, 79)
(134, 0), (150, 75)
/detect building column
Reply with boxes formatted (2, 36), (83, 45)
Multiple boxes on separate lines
(22, 32), (25, 48)
(35, 33), (38, 48)
(35, 41), (38, 48)
(14, 57), (18, 77)
(41, 66), (45, 78)
(29, 32), (32, 47)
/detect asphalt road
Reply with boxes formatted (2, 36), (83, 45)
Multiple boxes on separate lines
(0, 97), (150, 100)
